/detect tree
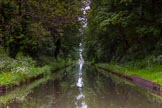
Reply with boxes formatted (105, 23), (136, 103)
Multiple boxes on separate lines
(0, 0), (83, 60)
(84, 0), (162, 63)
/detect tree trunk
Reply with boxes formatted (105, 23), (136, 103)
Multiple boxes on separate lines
(119, 26), (129, 55)
(18, 0), (22, 16)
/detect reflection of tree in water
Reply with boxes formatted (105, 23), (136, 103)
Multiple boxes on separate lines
(53, 79), (61, 98)
(2, 65), (162, 108)
(84, 67), (162, 108)
(114, 84), (130, 108)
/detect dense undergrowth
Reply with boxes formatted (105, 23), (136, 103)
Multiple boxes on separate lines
(0, 47), (71, 86)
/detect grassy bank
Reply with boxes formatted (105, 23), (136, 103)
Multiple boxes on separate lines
(0, 47), (73, 86)
(97, 58), (162, 85)
(0, 66), (68, 105)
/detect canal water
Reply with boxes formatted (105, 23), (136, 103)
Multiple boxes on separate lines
(2, 64), (162, 108)
(1, 43), (162, 108)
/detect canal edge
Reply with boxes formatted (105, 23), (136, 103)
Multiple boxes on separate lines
(96, 66), (162, 97)
(0, 63), (73, 96)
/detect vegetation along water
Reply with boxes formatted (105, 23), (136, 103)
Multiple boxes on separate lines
(0, 0), (162, 108)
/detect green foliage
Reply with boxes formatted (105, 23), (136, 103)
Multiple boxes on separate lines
(0, 0), (82, 59)
(0, 49), (50, 85)
(0, 47), (73, 86)
(0, 0), (81, 87)
(84, 0), (162, 63)
(0, 55), (34, 73)
(136, 26), (160, 36)
(0, 57), (48, 86)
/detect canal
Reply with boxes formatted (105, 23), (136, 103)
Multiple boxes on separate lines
(1, 43), (162, 108)
(1, 64), (162, 108)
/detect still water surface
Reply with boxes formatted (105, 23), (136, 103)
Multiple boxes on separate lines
(1, 64), (162, 108)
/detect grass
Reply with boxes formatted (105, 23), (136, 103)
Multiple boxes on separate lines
(0, 63), (72, 105)
(97, 60), (162, 84)
(0, 63), (51, 86)
(0, 47), (73, 86)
